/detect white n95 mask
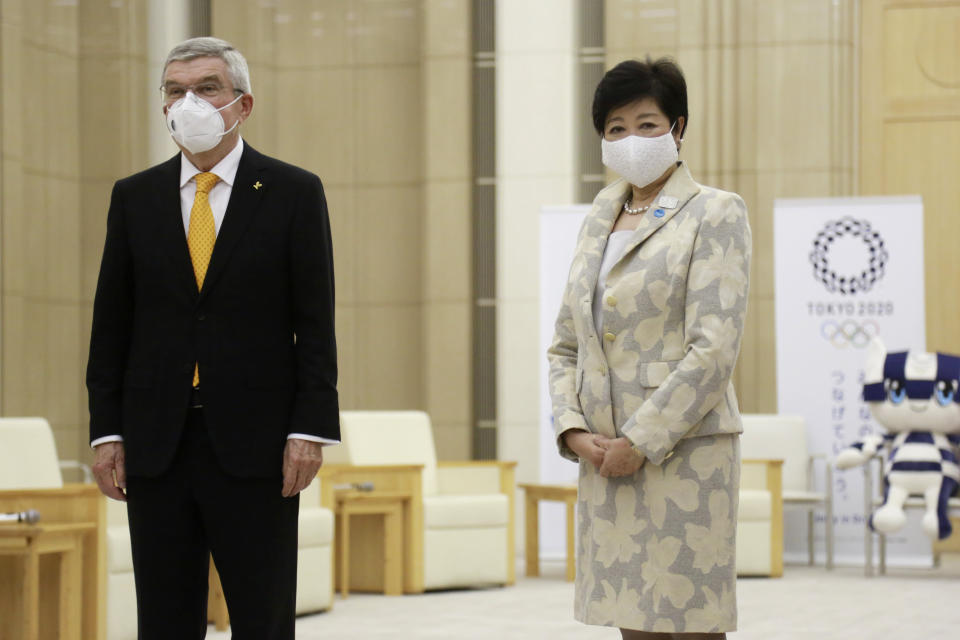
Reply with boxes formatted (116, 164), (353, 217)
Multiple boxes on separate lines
(166, 91), (241, 154)
(601, 124), (679, 188)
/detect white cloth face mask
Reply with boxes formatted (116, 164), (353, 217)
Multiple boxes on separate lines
(600, 123), (679, 188)
(166, 91), (241, 154)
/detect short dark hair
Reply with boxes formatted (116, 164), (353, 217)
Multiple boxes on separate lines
(591, 57), (688, 138)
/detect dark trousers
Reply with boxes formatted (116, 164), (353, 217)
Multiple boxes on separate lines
(126, 408), (299, 639)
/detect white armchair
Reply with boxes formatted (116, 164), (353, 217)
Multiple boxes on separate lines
(740, 414), (835, 568)
(0, 417), (63, 490)
(0, 417), (105, 639)
(322, 411), (516, 592)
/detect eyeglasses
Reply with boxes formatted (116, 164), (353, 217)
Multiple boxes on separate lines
(160, 82), (243, 104)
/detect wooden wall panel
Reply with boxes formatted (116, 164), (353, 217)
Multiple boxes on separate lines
(861, 0), (960, 353)
(0, 1), (148, 470)
(605, 0), (857, 413)
(212, 1), (428, 413)
(212, 1), (475, 460)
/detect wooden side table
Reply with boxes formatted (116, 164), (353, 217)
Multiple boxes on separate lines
(0, 522), (96, 640)
(334, 490), (407, 598)
(318, 464), (424, 594)
(0, 484), (105, 640)
(518, 483), (578, 582)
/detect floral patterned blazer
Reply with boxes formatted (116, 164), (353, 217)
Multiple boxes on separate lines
(547, 163), (752, 466)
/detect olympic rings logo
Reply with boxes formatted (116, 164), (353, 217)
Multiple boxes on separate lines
(820, 320), (880, 348)
(809, 217), (888, 295)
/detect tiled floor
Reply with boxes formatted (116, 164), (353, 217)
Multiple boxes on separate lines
(208, 560), (960, 639)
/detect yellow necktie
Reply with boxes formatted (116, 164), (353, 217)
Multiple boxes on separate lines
(187, 171), (219, 386)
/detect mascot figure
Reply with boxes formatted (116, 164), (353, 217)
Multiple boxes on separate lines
(836, 337), (960, 539)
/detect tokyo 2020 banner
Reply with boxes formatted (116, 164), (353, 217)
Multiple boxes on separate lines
(774, 196), (927, 566)
(538, 205), (591, 561)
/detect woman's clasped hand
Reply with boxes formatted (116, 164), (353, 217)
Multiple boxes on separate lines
(563, 431), (646, 478)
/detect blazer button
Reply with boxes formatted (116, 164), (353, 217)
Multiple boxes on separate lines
(606, 295), (617, 307)
(603, 332), (615, 342)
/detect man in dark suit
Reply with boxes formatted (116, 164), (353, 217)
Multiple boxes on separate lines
(87, 37), (339, 639)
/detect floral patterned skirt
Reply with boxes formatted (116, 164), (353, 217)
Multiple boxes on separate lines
(574, 433), (740, 633)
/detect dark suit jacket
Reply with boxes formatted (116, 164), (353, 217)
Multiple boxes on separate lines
(87, 143), (340, 478)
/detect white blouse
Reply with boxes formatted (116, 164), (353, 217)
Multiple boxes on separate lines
(592, 230), (633, 334)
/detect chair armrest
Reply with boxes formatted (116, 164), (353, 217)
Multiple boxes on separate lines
(435, 461), (517, 496)
(741, 459), (783, 492)
(807, 453), (834, 496)
(741, 459), (783, 577)
(59, 460), (93, 483)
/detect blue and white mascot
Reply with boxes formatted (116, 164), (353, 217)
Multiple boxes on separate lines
(836, 337), (960, 539)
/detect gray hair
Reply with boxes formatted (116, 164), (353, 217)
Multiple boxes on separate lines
(162, 37), (253, 95)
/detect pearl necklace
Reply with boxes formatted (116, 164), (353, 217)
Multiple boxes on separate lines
(622, 199), (651, 215)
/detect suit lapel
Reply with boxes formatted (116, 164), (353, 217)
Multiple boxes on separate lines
(579, 179), (630, 343)
(199, 145), (267, 301)
(573, 179), (629, 440)
(571, 180), (630, 376)
(154, 154), (200, 299)
(613, 163), (701, 268)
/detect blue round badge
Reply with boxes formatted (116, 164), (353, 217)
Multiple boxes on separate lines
(653, 208), (665, 218)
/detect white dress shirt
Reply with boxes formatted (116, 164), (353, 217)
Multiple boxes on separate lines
(92, 138), (339, 448)
(592, 230), (633, 333)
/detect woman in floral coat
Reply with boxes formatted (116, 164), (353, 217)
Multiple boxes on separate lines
(547, 58), (751, 639)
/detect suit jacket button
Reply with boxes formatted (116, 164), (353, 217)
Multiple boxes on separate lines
(606, 295), (617, 307)
(198, 314), (206, 321)
(603, 332), (615, 342)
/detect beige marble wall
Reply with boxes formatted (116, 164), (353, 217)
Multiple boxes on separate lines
(495, 0), (578, 485)
(212, 0), (473, 459)
(421, 0), (473, 460)
(0, 0), (149, 468)
(147, 0), (190, 165)
(0, 0), (473, 468)
(494, 0), (579, 558)
(604, 0), (857, 412)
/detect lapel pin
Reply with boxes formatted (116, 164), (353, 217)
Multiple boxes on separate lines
(658, 195), (678, 208)
(654, 208), (666, 218)
(253, 181), (263, 190)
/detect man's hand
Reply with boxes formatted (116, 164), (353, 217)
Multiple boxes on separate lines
(597, 437), (645, 478)
(92, 441), (127, 502)
(563, 430), (607, 470)
(282, 439), (324, 498)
